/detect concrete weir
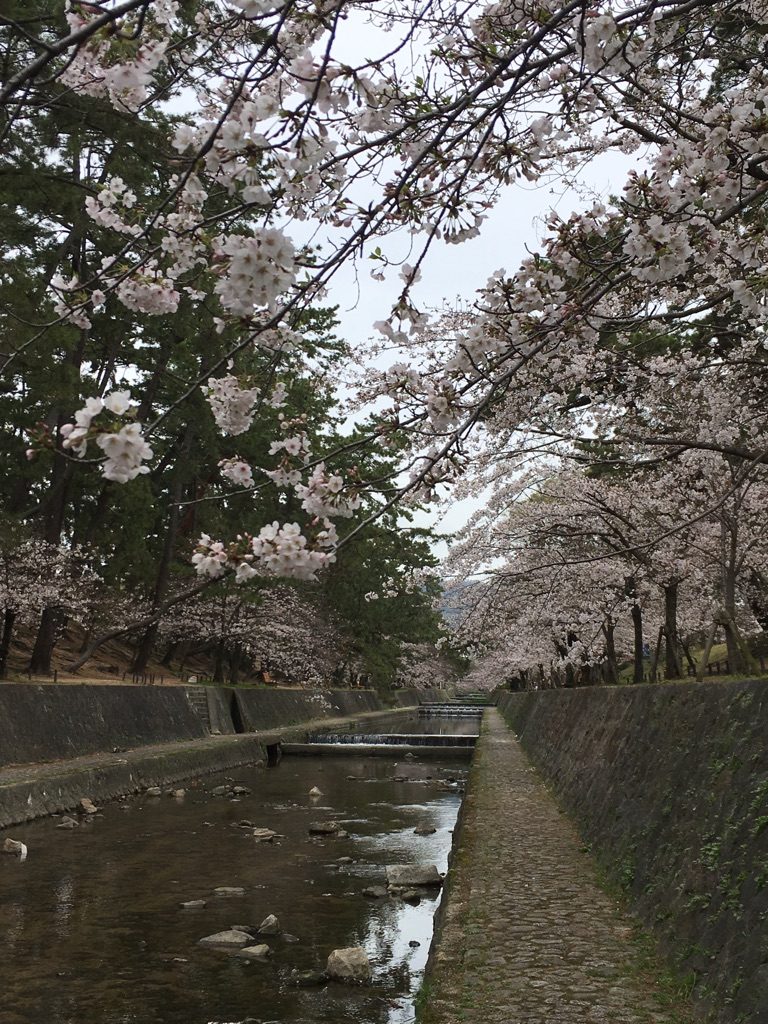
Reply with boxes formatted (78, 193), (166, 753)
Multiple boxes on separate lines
(419, 709), (688, 1024)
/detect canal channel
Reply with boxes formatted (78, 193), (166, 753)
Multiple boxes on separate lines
(0, 709), (480, 1024)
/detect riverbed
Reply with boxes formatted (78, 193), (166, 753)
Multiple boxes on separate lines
(0, 719), (474, 1024)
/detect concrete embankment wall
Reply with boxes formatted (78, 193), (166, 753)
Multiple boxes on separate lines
(0, 684), (206, 768)
(0, 735), (270, 830)
(0, 684), (442, 770)
(498, 681), (768, 1022)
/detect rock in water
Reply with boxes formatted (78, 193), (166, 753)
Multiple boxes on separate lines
(309, 786), (323, 797)
(362, 886), (389, 899)
(293, 969), (327, 987)
(234, 944), (271, 960)
(386, 864), (443, 887)
(400, 889), (422, 905)
(79, 797), (98, 815)
(198, 929), (252, 949)
(212, 886), (246, 897)
(257, 914), (280, 935)
(414, 825), (437, 836)
(308, 821), (340, 835)
(231, 785), (251, 795)
(326, 946), (371, 983)
(180, 900), (207, 910)
(252, 828), (278, 843)
(2, 838), (27, 859)
(146, 787), (162, 797)
(56, 816), (79, 830)
(211, 785), (230, 797)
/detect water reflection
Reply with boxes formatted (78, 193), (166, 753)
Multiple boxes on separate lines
(0, 752), (466, 1024)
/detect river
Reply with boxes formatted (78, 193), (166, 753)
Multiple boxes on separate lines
(0, 713), (476, 1024)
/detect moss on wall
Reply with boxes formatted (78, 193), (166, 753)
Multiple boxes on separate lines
(498, 682), (768, 1022)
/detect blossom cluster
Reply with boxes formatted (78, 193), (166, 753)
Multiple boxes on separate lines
(193, 519), (338, 583)
(60, 391), (153, 483)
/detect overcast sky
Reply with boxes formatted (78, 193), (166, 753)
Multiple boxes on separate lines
(321, 150), (637, 554)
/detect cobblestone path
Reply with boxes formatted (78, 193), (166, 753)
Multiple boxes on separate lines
(421, 709), (689, 1024)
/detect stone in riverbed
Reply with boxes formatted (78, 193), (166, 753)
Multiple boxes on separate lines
(180, 900), (207, 910)
(79, 797), (98, 815)
(252, 828), (278, 843)
(232, 785), (251, 795)
(337, 856), (354, 864)
(257, 914), (280, 935)
(293, 969), (327, 987)
(145, 787), (162, 797)
(2, 838), (27, 857)
(211, 785), (231, 797)
(234, 944), (271, 961)
(309, 786), (323, 797)
(362, 885), (389, 899)
(308, 821), (340, 835)
(212, 886), (246, 897)
(386, 864), (443, 888)
(400, 889), (422, 905)
(56, 816), (79, 830)
(326, 946), (371, 983)
(198, 929), (252, 949)
(414, 825), (437, 836)
(282, 933), (300, 944)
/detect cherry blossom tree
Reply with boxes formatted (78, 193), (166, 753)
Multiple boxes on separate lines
(5, 0), (768, 688)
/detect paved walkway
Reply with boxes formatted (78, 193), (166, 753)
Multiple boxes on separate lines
(422, 710), (689, 1024)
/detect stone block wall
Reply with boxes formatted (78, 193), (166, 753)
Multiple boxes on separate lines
(0, 683), (441, 768)
(498, 682), (768, 1022)
(0, 684), (205, 768)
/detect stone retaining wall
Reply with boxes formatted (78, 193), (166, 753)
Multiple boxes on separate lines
(497, 681), (768, 1022)
(0, 683), (443, 769)
(233, 687), (382, 732)
(0, 684), (206, 768)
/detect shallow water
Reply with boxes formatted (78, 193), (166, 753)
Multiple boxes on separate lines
(0, 749), (467, 1024)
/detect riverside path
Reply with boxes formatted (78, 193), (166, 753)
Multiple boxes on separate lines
(420, 709), (691, 1024)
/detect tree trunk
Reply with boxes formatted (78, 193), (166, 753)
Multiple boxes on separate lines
(132, 424), (195, 675)
(229, 646), (242, 686)
(626, 577), (645, 684)
(696, 622), (718, 681)
(649, 626), (664, 682)
(30, 607), (61, 675)
(681, 641), (697, 675)
(723, 614), (754, 676)
(160, 642), (178, 668)
(213, 639), (226, 684)
(603, 619), (619, 685)
(0, 608), (16, 679)
(664, 582), (683, 680)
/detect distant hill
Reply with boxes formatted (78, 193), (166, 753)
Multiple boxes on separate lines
(440, 579), (476, 628)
